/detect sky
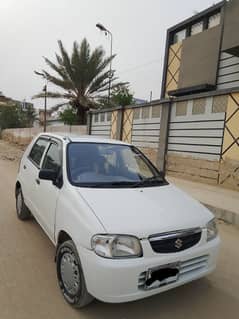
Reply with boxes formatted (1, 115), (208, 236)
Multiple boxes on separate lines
(0, 0), (220, 108)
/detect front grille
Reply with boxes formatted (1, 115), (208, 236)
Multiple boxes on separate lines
(138, 255), (208, 290)
(149, 228), (202, 253)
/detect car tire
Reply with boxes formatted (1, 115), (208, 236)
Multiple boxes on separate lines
(16, 187), (31, 220)
(56, 240), (94, 308)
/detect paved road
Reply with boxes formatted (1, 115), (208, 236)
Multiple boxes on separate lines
(0, 158), (239, 319)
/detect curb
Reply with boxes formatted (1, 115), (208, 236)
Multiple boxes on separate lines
(203, 203), (239, 227)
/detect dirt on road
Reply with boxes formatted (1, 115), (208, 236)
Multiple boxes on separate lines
(0, 140), (24, 162)
(0, 139), (238, 319)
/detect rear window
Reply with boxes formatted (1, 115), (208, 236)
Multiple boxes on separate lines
(29, 138), (49, 166)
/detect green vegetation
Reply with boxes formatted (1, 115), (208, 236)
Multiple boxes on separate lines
(20, 104), (37, 127)
(110, 85), (134, 107)
(0, 104), (37, 129)
(98, 85), (134, 109)
(0, 105), (20, 129)
(60, 108), (78, 125)
(33, 38), (125, 124)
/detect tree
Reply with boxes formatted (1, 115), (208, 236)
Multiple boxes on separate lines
(0, 104), (21, 129)
(20, 104), (37, 128)
(60, 108), (78, 125)
(111, 85), (134, 107)
(0, 104), (37, 130)
(98, 85), (134, 108)
(33, 38), (125, 124)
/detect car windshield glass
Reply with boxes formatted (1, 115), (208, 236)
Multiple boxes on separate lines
(67, 142), (166, 188)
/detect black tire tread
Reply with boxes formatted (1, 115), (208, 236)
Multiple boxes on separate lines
(56, 240), (94, 308)
(16, 188), (31, 220)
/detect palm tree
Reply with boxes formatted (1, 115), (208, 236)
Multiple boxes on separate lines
(33, 39), (124, 124)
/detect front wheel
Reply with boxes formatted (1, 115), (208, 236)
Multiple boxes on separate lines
(16, 187), (31, 220)
(56, 240), (94, 308)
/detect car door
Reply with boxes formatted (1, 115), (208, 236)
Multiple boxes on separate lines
(21, 137), (50, 214)
(33, 139), (62, 242)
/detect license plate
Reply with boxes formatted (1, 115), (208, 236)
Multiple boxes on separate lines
(144, 262), (180, 290)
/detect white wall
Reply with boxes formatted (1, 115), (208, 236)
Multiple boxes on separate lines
(2, 125), (87, 145)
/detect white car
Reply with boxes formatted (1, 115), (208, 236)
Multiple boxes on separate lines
(16, 133), (220, 308)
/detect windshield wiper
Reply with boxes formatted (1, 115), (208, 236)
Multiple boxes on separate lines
(77, 176), (167, 188)
(131, 175), (166, 188)
(78, 181), (139, 188)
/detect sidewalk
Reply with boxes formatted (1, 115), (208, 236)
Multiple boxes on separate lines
(167, 176), (239, 226)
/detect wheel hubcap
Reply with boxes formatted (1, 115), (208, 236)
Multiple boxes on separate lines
(60, 252), (80, 295)
(17, 193), (22, 214)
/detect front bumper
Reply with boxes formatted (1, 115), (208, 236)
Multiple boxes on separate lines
(79, 235), (220, 303)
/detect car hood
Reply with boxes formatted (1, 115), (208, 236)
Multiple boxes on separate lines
(77, 184), (213, 238)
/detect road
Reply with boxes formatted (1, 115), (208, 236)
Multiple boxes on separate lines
(0, 157), (239, 319)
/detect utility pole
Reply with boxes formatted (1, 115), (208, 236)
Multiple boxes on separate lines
(43, 84), (47, 132)
(34, 71), (48, 132)
(96, 23), (113, 104)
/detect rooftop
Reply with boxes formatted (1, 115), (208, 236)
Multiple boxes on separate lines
(168, 1), (224, 33)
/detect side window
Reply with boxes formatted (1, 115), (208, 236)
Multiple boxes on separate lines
(29, 138), (49, 166)
(42, 143), (61, 172)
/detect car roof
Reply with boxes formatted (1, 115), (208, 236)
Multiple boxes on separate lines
(37, 132), (131, 146)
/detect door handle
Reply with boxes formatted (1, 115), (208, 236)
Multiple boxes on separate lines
(35, 178), (40, 185)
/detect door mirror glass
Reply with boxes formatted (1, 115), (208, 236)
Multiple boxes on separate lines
(39, 169), (57, 182)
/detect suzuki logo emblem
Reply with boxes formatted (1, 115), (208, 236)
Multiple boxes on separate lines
(175, 238), (183, 249)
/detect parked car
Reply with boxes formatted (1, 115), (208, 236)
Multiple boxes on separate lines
(15, 133), (220, 308)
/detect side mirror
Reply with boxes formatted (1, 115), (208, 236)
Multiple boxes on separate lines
(39, 169), (57, 182)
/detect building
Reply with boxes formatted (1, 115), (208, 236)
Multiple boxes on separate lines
(0, 92), (34, 110)
(38, 108), (64, 126)
(161, 0), (239, 96)
(159, 0), (239, 189)
(88, 0), (239, 191)
(15, 100), (34, 111)
(0, 92), (13, 106)
(38, 109), (52, 123)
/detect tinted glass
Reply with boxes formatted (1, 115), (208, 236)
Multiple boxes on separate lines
(29, 138), (48, 166)
(191, 21), (203, 35)
(42, 143), (61, 172)
(67, 143), (164, 188)
(208, 13), (221, 28)
(173, 29), (186, 44)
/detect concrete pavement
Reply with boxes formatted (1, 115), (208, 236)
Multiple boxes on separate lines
(168, 176), (239, 226)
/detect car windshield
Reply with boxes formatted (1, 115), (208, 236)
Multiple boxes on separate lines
(67, 142), (167, 188)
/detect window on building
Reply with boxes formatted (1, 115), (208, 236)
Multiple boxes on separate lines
(94, 114), (99, 122)
(212, 96), (228, 113)
(133, 108), (141, 120)
(176, 101), (188, 116)
(100, 113), (105, 122)
(142, 107), (150, 119)
(191, 21), (203, 35)
(152, 105), (161, 118)
(106, 112), (112, 122)
(192, 98), (206, 115)
(173, 29), (186, 44)
(208, 13), (221, 29)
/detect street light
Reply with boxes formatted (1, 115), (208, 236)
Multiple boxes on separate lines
(34, 71), (48, 132)
(96, 23), (113, 104)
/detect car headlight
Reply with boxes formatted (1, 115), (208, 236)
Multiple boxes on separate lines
(206, 218), (218, 241)
(91, 234), (143, 259)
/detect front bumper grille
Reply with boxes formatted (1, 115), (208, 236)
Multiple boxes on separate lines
(138, 254), (208, 290)
(149, 228), (202, 253)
